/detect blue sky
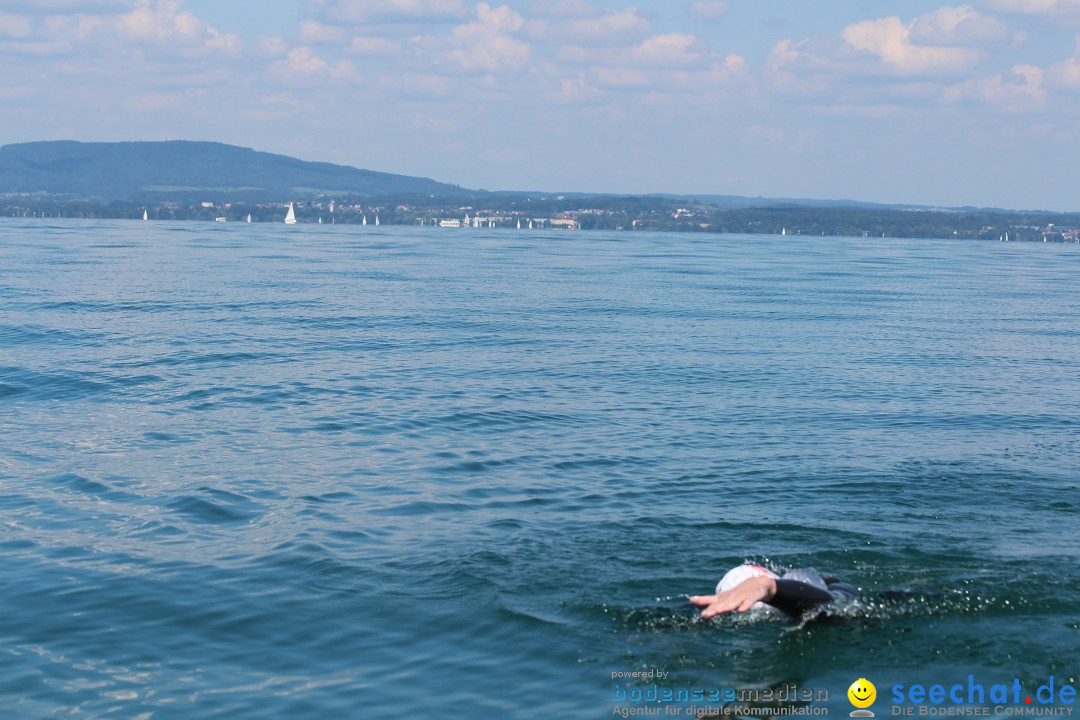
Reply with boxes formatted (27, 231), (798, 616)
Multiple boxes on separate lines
(3, 1), (1080, 209)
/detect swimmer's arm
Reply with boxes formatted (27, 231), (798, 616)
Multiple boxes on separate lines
(689, 578), (834, 619)
(765, 579), (835, 618)
(689, 576), (777, 619)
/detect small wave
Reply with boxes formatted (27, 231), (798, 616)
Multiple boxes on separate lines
(253, 541), (368, 593)
(414, 408), (585, 432)
(372, 500), (472, 517)
(46, 472), (138, 501)
(141, 431), (194, 445)
(122, 350), (279, 369)
(165, 489), (263, 525)
(433, 454), (539, 474)
(551, 455), (644, 471)
(0, 324), (110, 346)
(0, 366), (156, 402)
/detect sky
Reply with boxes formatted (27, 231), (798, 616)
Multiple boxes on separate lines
(3, 1), (1080, 210)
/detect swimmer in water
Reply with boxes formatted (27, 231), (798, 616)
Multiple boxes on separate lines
(690, 564), (860, 619)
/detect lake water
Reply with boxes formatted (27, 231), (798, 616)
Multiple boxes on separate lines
(0, 220), (1077, 719)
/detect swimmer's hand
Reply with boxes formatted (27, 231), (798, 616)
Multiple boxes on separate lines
(689, 576), (777, 618)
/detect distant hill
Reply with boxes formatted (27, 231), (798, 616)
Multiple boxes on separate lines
(674, 193), (928, 210)
(0, 140), (469, 201)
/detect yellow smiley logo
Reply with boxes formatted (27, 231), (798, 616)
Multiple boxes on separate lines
(848, 678), (877, 709)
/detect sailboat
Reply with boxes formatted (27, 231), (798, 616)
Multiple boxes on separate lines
(246, 213), (252, 223)
(284, 203), (297, 225)
(362, 215), (367, 226)
(375, 214), (380, 226)
(143, 209), (148, 221)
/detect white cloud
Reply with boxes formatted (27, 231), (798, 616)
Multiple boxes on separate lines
(272, 46), (329, 76)
(709, 53), (749, 82)
(553, 32), (747, 95)
(330, 59), (361, 81)
(841, 15), (985, 74)
(523, 8), (650, 46)
(1050, 56), (1080, 85)
(979, 0), (1080, 13)
(382, 72), (452, 97)
(442, 3), (530, 72)
(116, 0), (204, 43)
(590, 66), (649, 87)
(631, 33), (709, 69)
(258, 35), (290, 58)
(558, 33), (710, 71)
(528, 0), (603, 18)
(346, 36), (400, 56)
(0, 1), (240, 58)
(1049, 33), (1080, 87)
(323, 0), (469, 24)
(106, 0), (242, 57)
(768, 5), (1019, 93)
(688, 1), (731, 22)
(942, 63), (1046, 108)
(553, 71), (604, 103)
(0, 14), (34, 38)
(765, 37), (855, 95)
(0, 13), (98, 55)
(0, 1), (126, 13)
(299, 20), (346, 45)
(196, 29), (241, 57)
(477, 2), (525, 32)
(909, 5), (1021, 46)
(267, 47), (358, 83)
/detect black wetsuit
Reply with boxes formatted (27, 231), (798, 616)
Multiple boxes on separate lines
(765, 571), (860, 618)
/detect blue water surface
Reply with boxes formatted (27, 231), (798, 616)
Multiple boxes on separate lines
(0, 220), (1077, 719)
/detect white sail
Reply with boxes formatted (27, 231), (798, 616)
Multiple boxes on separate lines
(362, 215), (367, 226)
(284, 203), (297, 225)
(246, 213), (252, 223)
(375, 215), (380, 226)
(143, 209), (148, 220)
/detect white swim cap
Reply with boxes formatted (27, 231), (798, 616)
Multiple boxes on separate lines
(716, 564), (779, 595)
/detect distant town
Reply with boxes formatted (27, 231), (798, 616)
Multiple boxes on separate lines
(4, 194), (1080, 243)
(3, 141), (1079, 242)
